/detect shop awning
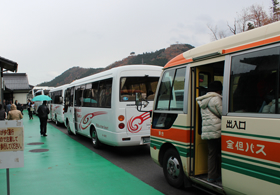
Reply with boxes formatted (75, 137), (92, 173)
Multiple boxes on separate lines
(0, 56), (18, 72)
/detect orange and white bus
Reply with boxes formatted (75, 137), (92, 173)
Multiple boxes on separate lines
(63, 65), (161, 148)
(138, 21), (280, 194)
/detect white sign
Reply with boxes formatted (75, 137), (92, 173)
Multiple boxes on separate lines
(0, 120), (24, 169)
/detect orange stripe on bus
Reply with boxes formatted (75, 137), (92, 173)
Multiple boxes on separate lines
(222, 35), (280, 54)
(164, 54), (192, 69)
(151, 128), (192, 143)
(222, 135), (280, 163)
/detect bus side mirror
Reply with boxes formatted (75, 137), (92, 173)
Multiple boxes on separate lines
(135, 92), (142, 108)
(135, 92), (149, 112)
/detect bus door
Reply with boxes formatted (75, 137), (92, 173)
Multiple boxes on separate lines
(68, 87), (76, 134)
(49, 92), (54, 120)
(191, 61), (224, 178)
(74, 85), (85, 133)
(122, 77), (155, 137)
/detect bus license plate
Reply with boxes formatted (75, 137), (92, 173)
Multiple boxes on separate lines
(143, 137), (150, 144)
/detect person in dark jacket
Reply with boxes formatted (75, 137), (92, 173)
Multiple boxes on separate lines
(6, 101), (12, 113)
(0, 104), (6, 120)
(27, 99), (33, 119)
(3, 100), (7, 114)
(37, 101), (50, 136)
(15, 100), (23, 115)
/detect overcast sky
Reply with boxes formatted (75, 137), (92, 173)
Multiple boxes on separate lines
(0, 0), (272, 85)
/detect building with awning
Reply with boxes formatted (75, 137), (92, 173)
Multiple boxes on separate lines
(0, 56), (18, 104)
(3, 73), (32, 105)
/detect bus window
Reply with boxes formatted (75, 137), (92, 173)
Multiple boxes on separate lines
(119, 76), (159, 102)
(170, 67), (186, 110)
(91, 81), (99, 107)
(229, 46), (280, 113)
(75, 86), (84, 107)
(54, 90), (62, 104)
(83, 83), (93, 107)
(98, 78), (112, 108)
(70, 87), (74, 107)
(199, 73), (210, 96)
(155, 67), (186, 111)
(155, 69), (175, 110)
(64, 88), (71, 112)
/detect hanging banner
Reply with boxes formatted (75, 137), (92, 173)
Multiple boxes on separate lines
(0, 120), (24, 169)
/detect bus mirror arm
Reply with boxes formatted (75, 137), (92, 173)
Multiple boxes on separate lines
(135, 92), (151, 114)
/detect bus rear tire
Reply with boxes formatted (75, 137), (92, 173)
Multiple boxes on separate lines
(163, 148), (184, 188)
(91, 127), (101, 149)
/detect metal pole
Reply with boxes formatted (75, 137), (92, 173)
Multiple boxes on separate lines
(6, 168), (10, 195)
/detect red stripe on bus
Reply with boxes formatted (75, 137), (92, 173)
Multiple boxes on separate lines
(222, 35), (280, 54)
(151, 128), (192, 143)
(222, 135), (280, 163)
(164, 54), (193, 69)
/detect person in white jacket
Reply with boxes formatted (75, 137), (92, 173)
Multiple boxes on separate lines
(196, 81), (222, 183)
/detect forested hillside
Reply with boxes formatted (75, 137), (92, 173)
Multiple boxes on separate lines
(38, 43), (194, 87)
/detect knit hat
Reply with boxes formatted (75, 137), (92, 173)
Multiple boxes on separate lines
(208, 81), (223, 92)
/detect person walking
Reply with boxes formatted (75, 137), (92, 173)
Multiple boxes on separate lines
(7, 104), (23, 120)
(3, 100), (7, 114)
(37, 101), (49, 136)
(27, 99), (33, 119)
(15, 100), (23, 115)
(196, 81), (223, 183)
(6, 101), (12, 113)
(0, 104), (6, 120)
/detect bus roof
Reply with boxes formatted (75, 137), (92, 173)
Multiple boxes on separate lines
(164, 21), (280, 69)
(68, 64), (162, 87)
(49, 83), (69, 92)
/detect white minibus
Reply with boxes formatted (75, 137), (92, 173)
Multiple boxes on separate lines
(49, 84), (68, 126)
(27, 86), (54, 114)
(64, 65), (162, 148)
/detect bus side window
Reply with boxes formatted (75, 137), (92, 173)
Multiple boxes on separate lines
(98, 78), (112, 108)
(91, 81), (99, 107)
(229, 46), (280, 113)
(156, 69), (175, 110)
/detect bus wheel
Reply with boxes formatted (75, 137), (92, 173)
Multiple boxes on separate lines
(163, 148), (184, 188)
(91, 128), (101, 149)
(67, 121), (73, 135)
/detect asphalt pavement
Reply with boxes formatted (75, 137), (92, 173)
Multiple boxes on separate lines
(0, 110), (163, 195)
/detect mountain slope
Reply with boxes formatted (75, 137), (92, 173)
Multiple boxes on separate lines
(38, 43), (194, 87)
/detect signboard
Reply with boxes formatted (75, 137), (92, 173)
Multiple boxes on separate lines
(0, 120), (24, 169)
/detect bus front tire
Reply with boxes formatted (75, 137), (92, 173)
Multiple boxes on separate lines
(163, 148), (184, 188)
(91, 128), (101, 149)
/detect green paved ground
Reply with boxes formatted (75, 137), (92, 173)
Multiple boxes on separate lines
(0, 111), (162, 195)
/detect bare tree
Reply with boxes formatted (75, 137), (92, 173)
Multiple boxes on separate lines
(207, 24), (227, 41)
(208, 2), (277, 41)
(271, 0), (280, 21)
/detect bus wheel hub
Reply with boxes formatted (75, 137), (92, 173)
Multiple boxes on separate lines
(167, 156), (180, 178)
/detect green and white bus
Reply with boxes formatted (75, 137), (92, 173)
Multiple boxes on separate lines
(142, 21), (280, 194)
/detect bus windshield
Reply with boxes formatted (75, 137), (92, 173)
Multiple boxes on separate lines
(120, 76), (159, 102)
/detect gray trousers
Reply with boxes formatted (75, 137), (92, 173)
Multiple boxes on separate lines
(207, 138), (221, 179)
